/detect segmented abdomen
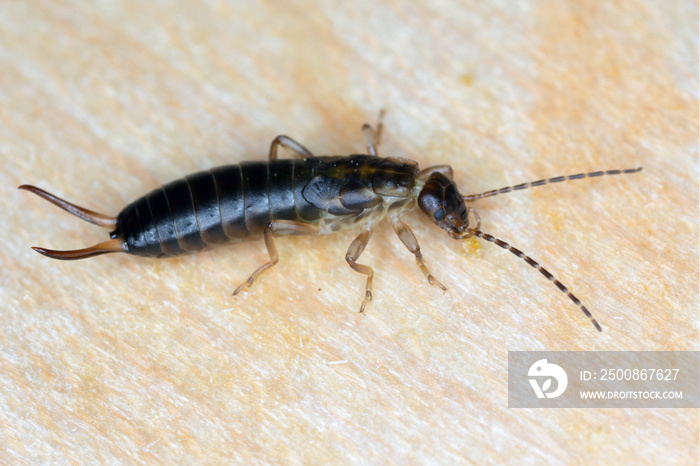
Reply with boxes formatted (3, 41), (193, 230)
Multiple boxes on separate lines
(112, 160), (322, 257)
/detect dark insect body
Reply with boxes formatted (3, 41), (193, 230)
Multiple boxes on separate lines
(20, 113), (642, 332)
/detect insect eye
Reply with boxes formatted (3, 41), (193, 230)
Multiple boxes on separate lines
(433, 207), (445, 222)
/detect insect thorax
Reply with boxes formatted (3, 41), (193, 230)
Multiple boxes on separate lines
(316, 196), (416, 235)
(304, 155), (419, 235)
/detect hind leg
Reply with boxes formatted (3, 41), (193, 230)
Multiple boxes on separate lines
(233, 220), (318, 295)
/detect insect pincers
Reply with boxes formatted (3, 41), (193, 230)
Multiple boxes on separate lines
(20, 112), (642, 332)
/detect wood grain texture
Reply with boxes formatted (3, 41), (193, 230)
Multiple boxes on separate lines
(0, 1), (697, 464)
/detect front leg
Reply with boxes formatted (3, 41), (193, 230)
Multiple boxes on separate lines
(419, 165), (454, 180)
(392, 219), (446, 291)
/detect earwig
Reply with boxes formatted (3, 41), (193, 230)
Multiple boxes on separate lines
(20, 113), (642, 332)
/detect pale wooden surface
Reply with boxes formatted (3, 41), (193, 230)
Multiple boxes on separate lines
(0, 1), (697, 464)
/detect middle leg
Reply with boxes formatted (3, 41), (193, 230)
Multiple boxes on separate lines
(345, 228), (374, 312)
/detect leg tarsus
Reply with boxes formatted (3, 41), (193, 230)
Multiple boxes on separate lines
(345, 229), (373, 312)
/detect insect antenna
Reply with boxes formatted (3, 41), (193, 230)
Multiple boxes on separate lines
(19, 185), (126, 260)
(467, 227), (602, 332)
(463, 167), (642, 201)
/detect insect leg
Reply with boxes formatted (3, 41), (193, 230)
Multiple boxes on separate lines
(345, 228), (374, 312)
(419, 165), (454, 181)
(361, 109), (385, 156)
(233, 220), (318, 295)
(268, 136), (314, 160)
(392, 219), (447, 291)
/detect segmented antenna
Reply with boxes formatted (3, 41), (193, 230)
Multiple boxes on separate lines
(463, 167), (642, 201)
(467, 228), (601, 332)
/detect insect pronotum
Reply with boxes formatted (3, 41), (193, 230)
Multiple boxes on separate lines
(20, 113), (642, 332)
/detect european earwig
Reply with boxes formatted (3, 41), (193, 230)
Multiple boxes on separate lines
(20, 113), (642, 332)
